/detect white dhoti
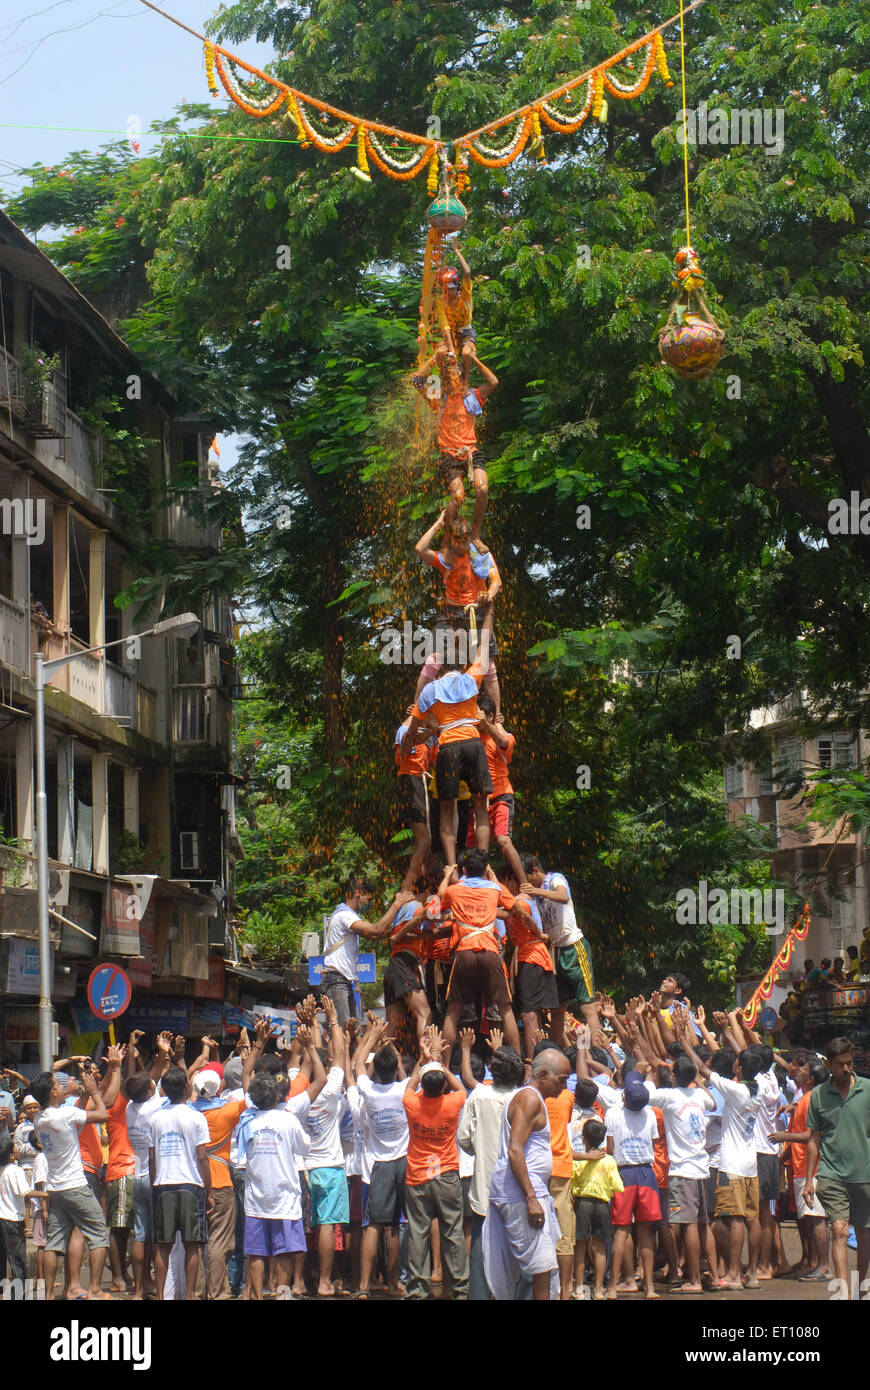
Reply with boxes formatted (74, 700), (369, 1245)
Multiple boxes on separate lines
(482, 1196), (560, 1301)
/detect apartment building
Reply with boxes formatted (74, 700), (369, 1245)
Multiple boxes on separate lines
(724, 693), (869, 967)
(0, 210), (240, 1069)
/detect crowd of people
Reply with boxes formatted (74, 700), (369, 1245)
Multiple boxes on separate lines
(1, 928), (868, 1301)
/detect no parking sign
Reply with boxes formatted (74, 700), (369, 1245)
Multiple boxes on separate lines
(87, 963), (133, 1038)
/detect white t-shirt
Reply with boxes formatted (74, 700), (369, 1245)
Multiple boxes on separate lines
(304, 1066), (347, 1169)
(148, 1104), (209, 1187)
(647, 1086), (715, 1178)
(30, 1151), (48, 1214)
(356, 1075), (409, 1163)
(126, 1094), (168, 1179)
(539, 872), (582, 948)
(594, 1078), (623, 1111)
(324, 904), (361, 982)
(753, 1067), (782, 1155)
(0, 1164), (30, 1221)
(245, 1107), (311, 1220)
(34, 1105), (88, 1192)
(605, 1105), (657, 1166)
(709, 1073), (761, 1179)
(705, 1088), (725, 1170)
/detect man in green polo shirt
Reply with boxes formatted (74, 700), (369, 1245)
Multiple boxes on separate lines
(803, 1036), (870, 1297)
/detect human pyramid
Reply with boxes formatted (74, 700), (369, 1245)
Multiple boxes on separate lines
(382, 234), (602, 1065)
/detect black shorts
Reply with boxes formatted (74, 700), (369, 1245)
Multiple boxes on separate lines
(574, 1195), (612, 1242)
(153, 1184), (207, 1245)
(383, 950), (425, 1005)
(438, 450), (486, 490)
(396, 772), (427, 826)
(757, 1152), (781, 1202)
(367, 1157), (406, 1227)
(515, 960), (560, 1014)
(457, 326), (478, 347)
(447, 949), (510, 1008)
(436, 738), (492, 800)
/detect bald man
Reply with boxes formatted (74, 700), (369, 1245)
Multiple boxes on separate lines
(483, 1049), (571, 1300)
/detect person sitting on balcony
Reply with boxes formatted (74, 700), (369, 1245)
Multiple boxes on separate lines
(846, 945), (861, 980)
(805, 959), (832, 990)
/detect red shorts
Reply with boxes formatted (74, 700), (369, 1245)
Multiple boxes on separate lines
(611, 1169), (661, 1226)
(464, 793), (515, 845)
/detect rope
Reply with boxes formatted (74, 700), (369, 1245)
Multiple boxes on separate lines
(677, 0), (692, 248)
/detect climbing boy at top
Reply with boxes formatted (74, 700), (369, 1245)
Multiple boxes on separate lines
(413, 509), (501, 718)
(436, 239), (475, 362)
(412, 342), (497, 536)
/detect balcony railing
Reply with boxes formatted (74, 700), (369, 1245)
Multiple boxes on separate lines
(0, 594), (28, 672)
(173, 683), (232, 749)
(63, 407), (102, 488)
(0, 346), (103, 478)
(32, 628), (158, 737)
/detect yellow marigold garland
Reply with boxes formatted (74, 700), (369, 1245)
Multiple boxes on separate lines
(204, 41), (217, 97)
(654, 33), (675, 86)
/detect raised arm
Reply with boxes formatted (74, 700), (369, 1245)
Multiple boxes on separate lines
(352, 890), (417, 942)
(468, 351), (497, 401)
(459, 1028), (479, 1091)
(414, 509), (447, 567)
(241, 1016), (271, 1093)
(99, 1045), (123, 1108)
(79, 1071), (108, 1125)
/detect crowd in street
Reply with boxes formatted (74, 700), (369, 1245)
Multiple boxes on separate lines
(1, 859), (869, 1302)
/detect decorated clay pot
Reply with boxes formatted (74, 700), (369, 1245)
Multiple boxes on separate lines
(659, 313), (725, 380)
(426, 193), (467, 232)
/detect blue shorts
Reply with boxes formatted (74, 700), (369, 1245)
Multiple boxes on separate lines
(308, 1166), (350, 1226)
(244, 1215), (306, 1257)
(132, 1175), (154, 1243)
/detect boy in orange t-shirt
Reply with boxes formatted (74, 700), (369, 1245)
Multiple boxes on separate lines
(412, 343), (498, 534)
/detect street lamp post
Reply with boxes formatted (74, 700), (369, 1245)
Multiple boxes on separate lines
(35, 612), (201, 1071)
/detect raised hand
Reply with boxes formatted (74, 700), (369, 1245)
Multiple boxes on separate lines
(81, 1071), (99, 1098)
(296, 1024), (313, 1049)
(576, 1023), (591, 1051)
(172, 1035), (186, 1059)
(489, 1027), (504, 1053)
(322, 995), (338, 1023)
(695, 1004), (706, 1027)
(254, 1015), (272, 1044)
(156, 1031), (173, 1057)
(459, 1027), (476, 1049)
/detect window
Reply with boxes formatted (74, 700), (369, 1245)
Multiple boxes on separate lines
(817, 733), (855, 772)
(179, 830), (200, 872)
(775, 739), (803, 794)
(758, 759), (774, 796)
(724, 763), (744, 798)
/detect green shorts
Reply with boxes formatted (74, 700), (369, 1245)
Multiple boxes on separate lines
(105, 1173), (135, 1229)
(555, 938), (595, 1006)
(815, 1177), (870, 1228)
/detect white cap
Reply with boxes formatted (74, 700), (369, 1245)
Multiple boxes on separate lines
(420, 1062), (444, 1079)
(22, 1095), (38, 1107)
(193, 1069), (221, 1097)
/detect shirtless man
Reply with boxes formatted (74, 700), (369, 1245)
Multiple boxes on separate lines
(483, 1048), (570, 1300)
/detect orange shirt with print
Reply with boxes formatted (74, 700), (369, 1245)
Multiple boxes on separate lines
(507, 897), (552, 971)
(431, 549), (499, 609)
(442, 879), (514, 954)
(200, 1096), (247, 1189)
(428, 385), (482, 458)
(105, 1092), (135, 1181)
(403, 1088), (465, 1186)
(546, 1089), (574, 1179)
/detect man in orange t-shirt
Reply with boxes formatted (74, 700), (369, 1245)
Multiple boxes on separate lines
(412, 342), (498, 534)
(402, 605), (495, 869)
(440, 849), (529, 1058)
(402, 1029), (468, 1301)
(464, 694), (522, 880)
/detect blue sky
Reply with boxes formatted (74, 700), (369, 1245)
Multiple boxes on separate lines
(0, 1), (277, 473)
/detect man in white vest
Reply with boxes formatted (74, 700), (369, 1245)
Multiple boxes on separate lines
(321, 878), (414, 1025)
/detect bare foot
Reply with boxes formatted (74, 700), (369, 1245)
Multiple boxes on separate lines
(87, 1290), (114, 1300)
(316, 1283), (335, 1297)
(616, 1280), (638, 1293)
(109, 1281), (128, 1292)
(645, 1289), (660, 1299)
(606, 1289), (618, 1300)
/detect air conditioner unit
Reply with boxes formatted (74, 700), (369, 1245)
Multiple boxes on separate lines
(178, 830), (200, 872)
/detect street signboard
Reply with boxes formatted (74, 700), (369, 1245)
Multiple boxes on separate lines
(86, 963), (133, 1021)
